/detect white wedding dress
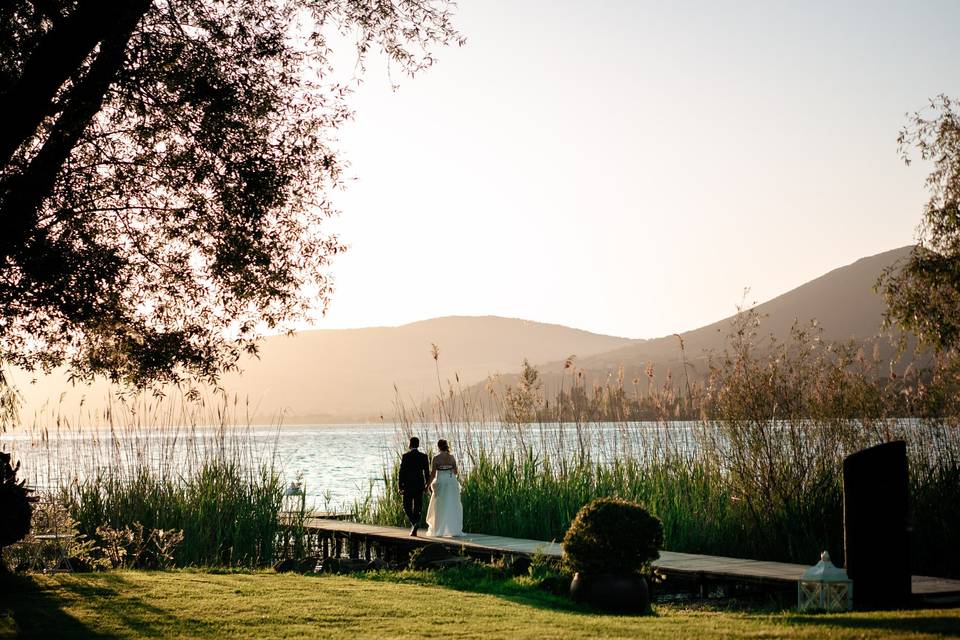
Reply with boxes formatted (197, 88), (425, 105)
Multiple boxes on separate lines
(426, 467), (463, 537)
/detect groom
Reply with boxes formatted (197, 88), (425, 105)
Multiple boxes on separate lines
(398, 436), (430, 536)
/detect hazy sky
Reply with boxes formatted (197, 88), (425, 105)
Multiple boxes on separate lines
(312, 0), (960, 340)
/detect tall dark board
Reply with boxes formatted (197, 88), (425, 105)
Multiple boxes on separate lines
(843, 440), (911, 610)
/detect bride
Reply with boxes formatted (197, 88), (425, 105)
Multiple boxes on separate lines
(425, 439), (463, 537)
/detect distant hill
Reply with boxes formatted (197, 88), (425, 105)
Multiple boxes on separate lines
(10, 246), (912, 424)
(13, 316), (633, 424)
(217, 316), (633, 422)
(573, 245), (908, 369)
(456, 246), (914, 399)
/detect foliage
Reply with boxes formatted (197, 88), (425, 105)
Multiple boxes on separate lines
(0, 0), (462, 389)
(64, 461), (282, 567)
(561, 497), (662, 576)
(504, 359), (544, 425)
(361, 448), (740, 557)
(10, 390), (284, 568)
(542, 361), (697, 422)
(351, 457), (415, 527)
(527, 549), (566, 582)
(0, 483), (33, 550)
(880, 94), (960, 353)
(699, 315), (879, 562)
(0, 496), (101, 572)
(699, 312), (960, 568)
(92, 522), (184, 570)
(360, 311), (960, 578)
(0, 451), (36, 557)
(0, 368), (19, 432)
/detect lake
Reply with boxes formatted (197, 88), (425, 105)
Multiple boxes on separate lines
(3, 424), (405, 511)
(1, 421), (702, 510)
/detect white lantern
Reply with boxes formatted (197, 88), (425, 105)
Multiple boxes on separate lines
(798, 551), (853, 612)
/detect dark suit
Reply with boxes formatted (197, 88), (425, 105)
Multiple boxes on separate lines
(398, 448), (430, 526)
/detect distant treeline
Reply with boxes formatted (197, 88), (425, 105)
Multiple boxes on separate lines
(492, 317), (956, 425)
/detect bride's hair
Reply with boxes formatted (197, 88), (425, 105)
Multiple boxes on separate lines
(437, 439), (449, 452)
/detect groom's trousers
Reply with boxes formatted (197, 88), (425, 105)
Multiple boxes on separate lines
(402, 490), (424, 525)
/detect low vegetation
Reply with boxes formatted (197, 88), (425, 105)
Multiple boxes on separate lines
(3, 311), (959, 586)
(2, 393), (284, 570)
(359, 312), (960, 578)
(0, 451), (35, 565)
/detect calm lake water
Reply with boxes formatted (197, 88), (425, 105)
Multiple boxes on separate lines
(1, 421), (701, 510)
(2, 424), (403, 511)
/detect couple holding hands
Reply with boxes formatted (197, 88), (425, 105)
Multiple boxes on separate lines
(397, 437), (463, 537)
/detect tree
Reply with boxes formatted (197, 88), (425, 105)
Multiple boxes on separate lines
(880, 95), (960, 353)
(0, 1), (462, 401)
(504, 359), (542, 426)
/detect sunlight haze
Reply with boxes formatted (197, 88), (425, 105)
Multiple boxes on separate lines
(311, 0), (960, 339)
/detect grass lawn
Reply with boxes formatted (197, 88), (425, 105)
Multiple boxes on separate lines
(1, 569), (958, 639)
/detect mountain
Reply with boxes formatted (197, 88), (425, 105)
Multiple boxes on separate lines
(10, 246), (912, 424)
(13, 316), (633, 424)
(455, 246), (914, 398)
(572, 245), (909, 370)
(218, 316), (633, 422)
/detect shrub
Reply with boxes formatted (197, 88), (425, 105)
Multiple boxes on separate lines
(562, 497), (663, 576)
(0, 452), (37, 567)
(0, 482), (34, 549)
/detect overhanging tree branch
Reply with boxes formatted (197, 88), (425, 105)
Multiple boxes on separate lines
(0, 0), (127, 168)
(0, 0), (462, 388)
(1, 0), (151, 263)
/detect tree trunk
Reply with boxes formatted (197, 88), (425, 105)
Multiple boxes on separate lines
(0, 0), (120, 168)
(0, 0), (152, 261)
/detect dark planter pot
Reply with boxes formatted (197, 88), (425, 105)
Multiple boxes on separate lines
(570, 572), (650, 614)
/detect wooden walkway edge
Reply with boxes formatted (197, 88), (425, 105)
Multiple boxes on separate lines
(298, 517), (960, 604)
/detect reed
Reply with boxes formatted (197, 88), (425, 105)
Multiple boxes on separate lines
(6, 391), (284, 568)
(359, 312), (960, 578)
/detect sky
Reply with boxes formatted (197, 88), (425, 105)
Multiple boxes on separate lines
(309, 0), (960, 340)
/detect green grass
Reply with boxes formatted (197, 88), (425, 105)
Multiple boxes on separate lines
(1, 570), (958, 639)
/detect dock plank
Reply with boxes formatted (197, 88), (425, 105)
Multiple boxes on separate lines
(299, 518), (960, 599)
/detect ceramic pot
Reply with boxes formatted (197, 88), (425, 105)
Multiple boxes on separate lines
(569, 572), (650, 614)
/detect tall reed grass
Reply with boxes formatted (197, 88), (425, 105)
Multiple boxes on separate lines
(4, 391), (284, 567)
(359, 313), (960, 578)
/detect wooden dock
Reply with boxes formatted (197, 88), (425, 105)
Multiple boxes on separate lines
(299, 517), (960, 605)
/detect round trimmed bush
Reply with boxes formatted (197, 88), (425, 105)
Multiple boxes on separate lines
(562, 497), (663, 576)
